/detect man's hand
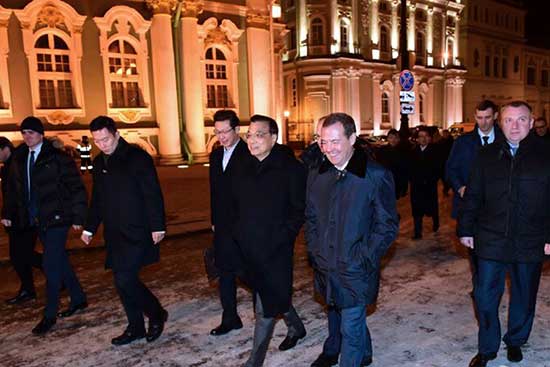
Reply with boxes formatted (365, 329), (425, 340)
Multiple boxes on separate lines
(1, 219), (11, 227)
(458, 186), (466, 198)
(460, 236), (474, 249)
(81, 232), (92, 245)
(72, 225), (82, 231)
(211, 225), (215, 232)
(545, 243), (550, 255)
(152, 231), (165, 245)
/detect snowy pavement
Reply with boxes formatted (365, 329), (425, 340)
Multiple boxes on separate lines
(1, 169), (550, 367)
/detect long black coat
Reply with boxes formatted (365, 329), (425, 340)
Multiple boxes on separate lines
(6, 139), (87, 230)
(233, 145), (306, 318)
(209, 139), (251, 271)
(458, 135), (550, 263)
(409, 144), (440, 218)
(305, 149), (399, 308)
(377, 144), (409, 199)
(85, 138), (165, 271)
(1, 154), (12, 219)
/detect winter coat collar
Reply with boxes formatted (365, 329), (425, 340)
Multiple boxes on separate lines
(319, 148), (368, 178)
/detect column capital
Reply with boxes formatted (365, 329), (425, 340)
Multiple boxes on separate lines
(146, 0), (180, 15)
(181, 0), (204, 17)
(246, 11), (270, 29)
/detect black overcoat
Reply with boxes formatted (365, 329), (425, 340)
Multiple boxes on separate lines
(305, 149), (399, 308)
(458, 135), (550, 263)
(209, 139), (251, 271)
(233, 145), (306, 318)
(409, 144), (440, 218)
(85, 138), (166, 271)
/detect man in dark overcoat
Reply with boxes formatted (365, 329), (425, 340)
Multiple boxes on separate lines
(446, 100), (502, 295)
(377, 128), (408, 200)
(209, 109), (252, 336)
(306, 113), (398, 367)
(81, 116), (167, 345)
(4, 117), (88, 335)
(459, 101), (550, 367)
(409, 126), (440, 239)
(234, 114), (306, 367)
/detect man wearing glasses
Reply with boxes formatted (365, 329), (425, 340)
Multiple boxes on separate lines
(235, 114), (306, 367)
(209, 110), (252, 336)
(532, 117), (550, 140)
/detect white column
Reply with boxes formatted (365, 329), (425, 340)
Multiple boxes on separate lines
(392, 74), (401, 129)
(391, 1), (399, 57)
(445, 78), (454, 127)
(454, 77), (465, 123)
(372, 73), (383, 134)
(441, 11), (447, 67)
(426, 8), (433, 65)
(247, 12), (274, 117)
(370, 0), (379, 55)
(331, 0), (339, 54)
(148, 0), (183, 164)
(298, 0), (308, 56)
(408, 3), (415, 51)
(0, 7), (12, 118)
(331, 69), (346, 112)
(454, 14), (460, 65)
(180, 0), (207, 162)
(348, 68), (361, 133)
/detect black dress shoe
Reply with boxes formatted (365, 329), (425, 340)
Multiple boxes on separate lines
(468, 353), (497, 367)
(210, 319), (243, 336)
(278, 330), (306, 351)
(507, 346), (523, 362)
(6, 290), (36, 305)
(111, 329), (146, 346)
(362, 356), (373, 366)
(32, 317), (56, 335)
(311, 353), (339, 367)
(57, 301), (88, 318)
(146, 308), (168, 342)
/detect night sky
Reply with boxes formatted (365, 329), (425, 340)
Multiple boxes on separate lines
(524, 0), (550, 49)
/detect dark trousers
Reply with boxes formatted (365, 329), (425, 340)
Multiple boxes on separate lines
(219, 270), (240, 325)
(413, 214), (439, 237)
(244, 293), (305, 367)
(322, 306), (372, 366)
(475, 258), (542, 355)
(113, 267), (163, 333)
(39, 226), (86, 319)
(8, 227), (41, 293)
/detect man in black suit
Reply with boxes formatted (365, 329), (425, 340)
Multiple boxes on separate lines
(81, 116), (167, 345)
(209, 110), (251, 335)
(4, 117), (88, 335)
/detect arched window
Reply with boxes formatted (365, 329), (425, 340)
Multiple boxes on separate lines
(415, 32), (425, 65)
(35, 34), (74, 109)
(382, 92), (390, 123)
(205, 47), (230, 108)
(380, 26), (390, 53)
(340, 20), (350, 52)
(108, 39), (142, 108)
(310, 18), (324, 46)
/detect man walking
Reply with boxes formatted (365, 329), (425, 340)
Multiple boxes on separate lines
(235, 114), (306, 367)
(81, 116), (167, 345)
(446, 100), (502, 294)
(532, 117), (550, 140)
(3, 117), (88, 334)
(306, 113), (399, 367)
(459, 101), (550, 367)
(209, 110), (251, 336)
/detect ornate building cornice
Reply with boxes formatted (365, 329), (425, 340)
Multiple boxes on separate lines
(246, 11), (270, 30)
(146, 0), (180, 15)
(181, 0), (204, 18)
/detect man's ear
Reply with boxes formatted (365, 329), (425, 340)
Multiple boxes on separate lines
(349, 133), (357, 146)
(235, 126), (240, 134)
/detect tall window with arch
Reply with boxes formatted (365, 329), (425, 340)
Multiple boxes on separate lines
(310, 18), (324, 46)
(35, 33), (74, 109)
(340, 20), (349, 52)
(415, 32), (425, 65)
(380, 25), (390, 59)
(205, 47), (230, 108)
(381, 92), (390, 123)
(108, 39), (143, 108)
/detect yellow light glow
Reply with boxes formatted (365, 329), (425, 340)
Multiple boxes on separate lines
(427, 56), (434, 66)
(271, 4), (281, 19)
(283, 110), (290, 118)
(372, 49), (380, 60)
(392, 49), (399, 59)
(177, 164), (189, 169)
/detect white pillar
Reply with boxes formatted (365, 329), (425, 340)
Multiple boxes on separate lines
(372, 73), (383, 134)
(370, 0), (379, 49)
(148, 0), (183, 164)
(392, 74), (401, 129)
(408, 3), (415, 51)
(298, 0), (308, 56)
(348, 68), (361, 133)
(445, 78), (454, 127)
(426, 8), (433, 65)
(332, 68), (346, 112)
(331, 0), (339, 54)
(391, 1), (399, 56)
(180, 0), (207, 162)
(454, 14), (460, 65)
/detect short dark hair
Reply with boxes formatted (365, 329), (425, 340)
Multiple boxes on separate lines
(250, 114), (278, 135)
(387, 128), (399, 137)
(322, 113), (356, 138)
(0, 136), (13, 151)
(213, 110), (240, 129)
(417, 125), (432, 136)
(500, 100), (532, 115)
(90, 116), (117, 134)
(475, 100), (497, 113)
(535, 117), (547, 125)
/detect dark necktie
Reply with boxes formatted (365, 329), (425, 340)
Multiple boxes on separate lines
(482, 136), (489, 146)
(510, 146), (518, 156)
(28, 151), (38, 225)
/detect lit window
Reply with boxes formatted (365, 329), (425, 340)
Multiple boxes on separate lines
(34, 34), (74, 109)
(415, 32), (425, 65)
(419, 94), (425, 123)
(382, 92), (390, 123)
(310, 18), (324, 46)
(340, 22), (349, 51)
(107, 39), (143, 108)
(205, 47), (231, 108)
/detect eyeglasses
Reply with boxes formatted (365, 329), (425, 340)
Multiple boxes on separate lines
(213, 127), (234, 136)
(246, 131), (270, 140)
(313, 133), (320, 141)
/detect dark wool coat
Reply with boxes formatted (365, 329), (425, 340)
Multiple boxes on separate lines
(1, 154), (12, 219)
(409, 144), (440, 218)
(209, 139), (252, 271)
(446, 126), (504, 218)
(233, 145), (306, 318)
(6, 140), (87, 230)
(377, 144), (409, 199)
(85, 138), (166, 271)
(305, 149), (399, 309)
(458, 135), (550, 263)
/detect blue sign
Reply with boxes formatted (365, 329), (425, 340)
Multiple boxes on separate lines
(399, 70), (415, 91)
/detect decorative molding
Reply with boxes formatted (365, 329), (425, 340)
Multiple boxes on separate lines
(45, 110), (75, 125)
(36, 4), (66, 29)
(0, 6), (13, 117)
(181, 0), (204, 18)
(246, 11), (270, 29)
(145, 0), (179, 15)
(117, 109), (142, 123)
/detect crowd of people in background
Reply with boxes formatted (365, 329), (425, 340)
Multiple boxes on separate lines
(0, 99), (549, 367)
